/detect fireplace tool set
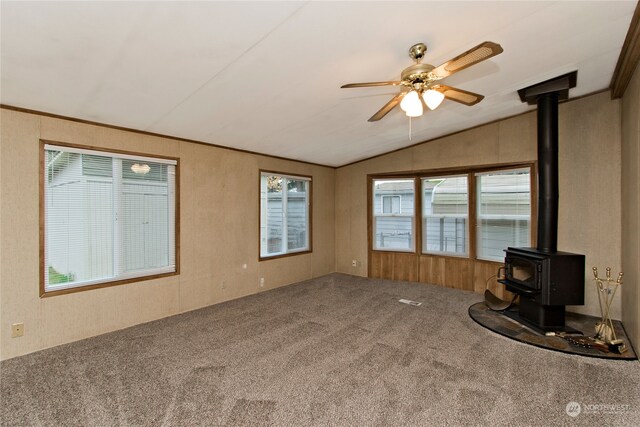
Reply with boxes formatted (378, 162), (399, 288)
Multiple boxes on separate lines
(591, 267), (627, 354)
(547, 267), (627, 354)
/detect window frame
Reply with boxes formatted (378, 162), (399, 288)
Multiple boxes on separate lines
(475, 167), (533, 262)
(259, 170), (313, 261)
(39, 140), (180, 297)
(368, 163), (536, 262)
(371, 178), (417, 253)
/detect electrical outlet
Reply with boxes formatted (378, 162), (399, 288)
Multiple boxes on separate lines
(242, 263), (247, 270)
(352, 260), (358, 267)
(260, 277), (265, 288)
(11, 323), (24, 338)
(220, 280), (226, 290)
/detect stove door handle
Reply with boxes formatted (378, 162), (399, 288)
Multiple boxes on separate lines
(498, 279), (541, 295)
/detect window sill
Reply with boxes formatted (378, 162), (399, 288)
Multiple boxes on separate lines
(40, 271), (178, 298)
(421, 252), (469, 259)
(259, 249), (312, 262)
(371, 249), (416, 254)
(475, 257), (505, 264)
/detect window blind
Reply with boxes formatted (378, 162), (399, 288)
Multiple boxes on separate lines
(422, 175), (468, 255)
(43, 145), (177, 292)
(476, 168), (531, 261)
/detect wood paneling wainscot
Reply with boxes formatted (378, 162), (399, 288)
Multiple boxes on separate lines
(374, 251), (513, 299)
(370, 252), (419, 282)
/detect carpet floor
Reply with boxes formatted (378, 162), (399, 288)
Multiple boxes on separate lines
(1, 273), (639, 426)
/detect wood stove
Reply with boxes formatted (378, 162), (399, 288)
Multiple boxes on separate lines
(498, 71), (585, 332)
(502, 247), (584, 330)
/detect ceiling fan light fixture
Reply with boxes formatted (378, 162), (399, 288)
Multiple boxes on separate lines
(423, 89), (445, 110)
(400, 90), (422, 116)
(405, 102), (423, 117)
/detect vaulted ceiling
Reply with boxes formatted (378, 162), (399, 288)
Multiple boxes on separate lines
(1, 1), (637, 167)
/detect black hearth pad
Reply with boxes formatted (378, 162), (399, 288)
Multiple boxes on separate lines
(469, 302), (637, 360)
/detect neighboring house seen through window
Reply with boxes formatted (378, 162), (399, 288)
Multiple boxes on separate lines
(260, 172), (311, 258)
(42, 143), (178, 294)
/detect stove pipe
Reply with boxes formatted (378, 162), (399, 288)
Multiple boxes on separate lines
(536, 93), (559, 252)
(518, 71), (577, 253)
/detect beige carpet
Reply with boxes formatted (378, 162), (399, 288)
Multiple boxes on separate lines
(1, 273), (639, 426)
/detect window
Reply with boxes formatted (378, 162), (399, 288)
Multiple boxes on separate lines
(381, 195), (401, 214)
(422, 175), (468, 256)
(42, 143), (178, 294)
(372, 179), (415, 251)
(476, 168), (531, 261)
(370, 165), (533, 262)
(260, 172), (311, 258)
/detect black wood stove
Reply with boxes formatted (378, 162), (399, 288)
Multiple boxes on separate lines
(498, 72), (585, 332)
(501, 247), (585, 330)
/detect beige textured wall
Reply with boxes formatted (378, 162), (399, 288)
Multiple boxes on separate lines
(621, 63), (640, 350)
(0, 109), (335, 360)
(336, 91), (623, 319)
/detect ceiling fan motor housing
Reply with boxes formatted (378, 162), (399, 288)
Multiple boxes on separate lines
(401, 63), (436, 88)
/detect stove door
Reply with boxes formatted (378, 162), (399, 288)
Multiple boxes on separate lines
(506, 256), (540, 289)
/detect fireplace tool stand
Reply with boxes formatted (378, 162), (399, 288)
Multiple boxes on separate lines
(592, 267), (627, 353)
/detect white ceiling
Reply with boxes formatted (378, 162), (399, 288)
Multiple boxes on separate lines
(1, 1), (637, 167)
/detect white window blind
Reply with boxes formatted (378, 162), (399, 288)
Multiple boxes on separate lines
(260, 173), (310, 258)
(476, 168), (531, 261)
(44, 144), (177, 292)
(422, 175), (468, 256)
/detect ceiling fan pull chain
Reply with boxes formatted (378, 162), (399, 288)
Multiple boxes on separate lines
(409, 116), (412, 141)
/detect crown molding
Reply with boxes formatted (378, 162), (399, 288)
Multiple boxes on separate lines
(611, 0), (640, 98)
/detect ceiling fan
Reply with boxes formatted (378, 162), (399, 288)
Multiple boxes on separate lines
(341, 41), (503, 122)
